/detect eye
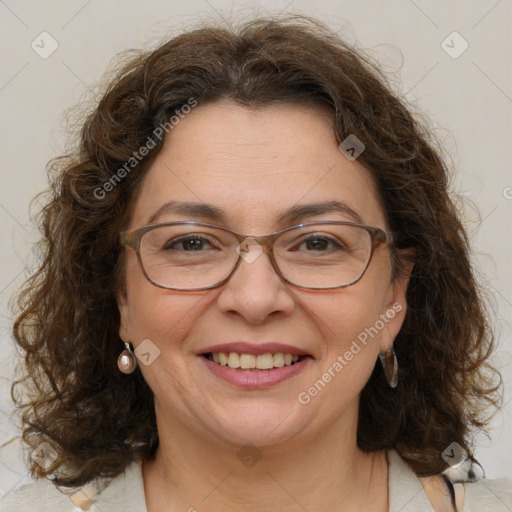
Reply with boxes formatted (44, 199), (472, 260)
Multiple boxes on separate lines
(163, 234), (219, 251)
(292, 233), (347, 252)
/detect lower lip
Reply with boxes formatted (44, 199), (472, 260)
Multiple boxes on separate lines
(200, 356), (313, 389)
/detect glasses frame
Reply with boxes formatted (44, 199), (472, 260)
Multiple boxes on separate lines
(119, 220), (394, 291)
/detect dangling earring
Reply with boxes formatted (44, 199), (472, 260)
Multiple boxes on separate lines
(379, 347), (398, 388)
(118, 342), (137, 374)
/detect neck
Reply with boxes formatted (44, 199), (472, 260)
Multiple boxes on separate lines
(142, 402), (388, 512)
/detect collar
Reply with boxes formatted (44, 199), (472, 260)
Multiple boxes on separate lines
(388, 449), (436, 511)
(86, 449), (435, 511)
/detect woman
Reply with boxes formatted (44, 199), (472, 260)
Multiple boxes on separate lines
(4, 14), (511, 512)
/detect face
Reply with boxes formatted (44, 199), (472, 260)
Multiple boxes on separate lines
(117, 100), (410, 449)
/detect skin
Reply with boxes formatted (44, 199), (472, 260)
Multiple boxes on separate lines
(117, 100), (414, 512)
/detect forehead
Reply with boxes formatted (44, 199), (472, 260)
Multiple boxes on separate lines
(128, 101), (386, 232)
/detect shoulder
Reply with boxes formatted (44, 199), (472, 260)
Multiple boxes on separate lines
(462, 477), (512, 511)
(387, 449), (512, 512)
(0, 461), (147, 512)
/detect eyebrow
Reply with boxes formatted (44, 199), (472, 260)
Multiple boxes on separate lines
(146, 199), (364, 227)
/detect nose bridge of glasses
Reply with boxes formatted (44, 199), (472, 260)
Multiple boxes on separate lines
(245, 234), (275, 249)
(230, 233), (284, 287)
(233, 233), (276, 265)
(229, 226), (276, 254)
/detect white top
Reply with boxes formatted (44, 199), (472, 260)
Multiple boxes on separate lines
(1, 450), (511, 511)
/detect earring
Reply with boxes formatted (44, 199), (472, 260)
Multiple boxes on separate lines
(118, 342), (137, 374)
(379, 347), (398, 388)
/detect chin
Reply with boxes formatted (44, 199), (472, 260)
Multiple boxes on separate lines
(206, 405), (310, 447)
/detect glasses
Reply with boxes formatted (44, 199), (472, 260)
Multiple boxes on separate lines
(120, 221), (394, 291)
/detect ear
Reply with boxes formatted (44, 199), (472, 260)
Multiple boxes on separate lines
(116, 290), (131, 343)
(380, 249), (415, 352)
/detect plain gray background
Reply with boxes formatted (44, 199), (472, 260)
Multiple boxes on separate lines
(1, 0), (511, 501)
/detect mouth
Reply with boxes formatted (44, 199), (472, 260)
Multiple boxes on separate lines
(201, 352), (312, 370)
(200, 351), (314, 389)
(197, 342), (314, 388)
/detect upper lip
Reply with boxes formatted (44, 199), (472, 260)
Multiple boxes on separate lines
(198, 342), (312, 357)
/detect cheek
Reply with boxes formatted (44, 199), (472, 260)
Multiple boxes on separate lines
(133, 294), (201, 349)
(306, 284), (391, 351)
(310, 258), (395, 394)
(123, 255), (202, 346)
(304, 293), (389, 404)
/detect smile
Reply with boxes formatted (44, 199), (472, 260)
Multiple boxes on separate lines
(203, 352), (304, 370)
(200, 352), (313, 389)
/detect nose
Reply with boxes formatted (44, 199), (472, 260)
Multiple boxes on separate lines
(216, 243), (295, 324)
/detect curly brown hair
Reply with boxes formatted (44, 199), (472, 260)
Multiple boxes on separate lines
(10, 13), (501, 489)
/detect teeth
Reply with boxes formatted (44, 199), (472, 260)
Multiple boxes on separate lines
(227, 353), (240, 368)
(273, 353), (285, 367)
(209, 352), (302, 369)
(256, 353), (274, 370)
(240, 354), (256, 368)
